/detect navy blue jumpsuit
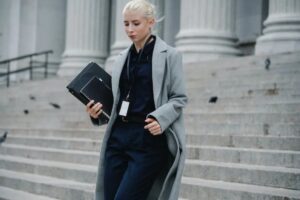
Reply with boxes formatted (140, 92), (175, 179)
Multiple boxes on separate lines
(104, 36), (168, 200)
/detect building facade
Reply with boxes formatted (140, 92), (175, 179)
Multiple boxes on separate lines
(0, 0), (299, 76)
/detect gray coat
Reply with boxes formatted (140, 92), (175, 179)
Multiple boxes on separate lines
(94, 36), (188, 200)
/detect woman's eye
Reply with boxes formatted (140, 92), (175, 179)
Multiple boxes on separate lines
(134, 23), (140, 26)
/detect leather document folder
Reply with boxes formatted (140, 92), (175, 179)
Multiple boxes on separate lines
(66, 62), (113, 121)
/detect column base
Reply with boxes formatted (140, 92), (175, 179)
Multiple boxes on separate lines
(255, 14), (300, 55)
(255, 31), (300, 55)
(176, 31), (242, 63)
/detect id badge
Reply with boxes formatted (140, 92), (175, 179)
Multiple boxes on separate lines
(119, 101), (130, 116)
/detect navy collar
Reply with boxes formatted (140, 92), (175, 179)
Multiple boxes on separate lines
(130, 35), (156, 56)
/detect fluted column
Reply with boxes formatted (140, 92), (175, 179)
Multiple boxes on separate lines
(255, 0), (300, 55)
(105, 0), (130, 73)
(58, 0), (109, 76)
(176, 0), (241, 63)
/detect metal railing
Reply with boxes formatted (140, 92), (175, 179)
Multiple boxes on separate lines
(0, 50), (53, 87)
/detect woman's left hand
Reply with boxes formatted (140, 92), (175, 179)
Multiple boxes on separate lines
(144, 118), (162, 135)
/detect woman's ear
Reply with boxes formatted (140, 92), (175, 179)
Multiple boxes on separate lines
(148, 18), (155, 29)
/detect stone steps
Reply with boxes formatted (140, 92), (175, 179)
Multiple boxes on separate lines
(2, 80), (299, 103)
(185, 56), (300, 71)
(0, 144), (99, 165)
(0, 127), (104, 139)
(189, 95), (300, 106)
(1, 120), (300, 136)
(0, 155), (97, 183)
(187, 88), (300, 99)
(186, 103), (300, 113)
(185, 113), (300, 124)
(0, 120), (91, 129)
(2, 100), (300, 115)
(185, 52), (299, 70)
(188, 79), (300, 90)
(1, 145), (299, 198)
(2, 112), (300, 124)
(185, 62), (300, 79)
(5, 97), (300, 114)
(0, 80), (297, 107)
(2, 104), (300, 116)
(187, 61), (300, 75)
(3, 128), (299, 151)
(0, 51), (299, 199)
(186, 68), (300, 81)
(0, 186), (60, 200)
(186, 123), (300, 137)
(0, 169), (94, 200)
(186, 134), (300, 151)
(180, 177), (300, 200)
(2, 90), (300, 110)
(187, 145), (300, 168)
(5, 135), (102, 152)
(184, 160), (300, 190)
(3, 135), (299, 168)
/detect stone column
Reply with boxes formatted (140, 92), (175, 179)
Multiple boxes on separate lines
(105, 0), (130, 73)
(163, 0), (180, 46)
(58, 0), (109, 76)
(176, 0), (241, 63)
(149, 0), (164, 37)
(255, 0), (300, 55)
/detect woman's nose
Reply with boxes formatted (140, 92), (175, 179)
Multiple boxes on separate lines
(128, 24), (134, 32)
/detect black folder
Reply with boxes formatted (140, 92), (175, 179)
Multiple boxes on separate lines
(66, 62), (113, 121)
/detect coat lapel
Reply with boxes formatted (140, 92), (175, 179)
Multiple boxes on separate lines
(111, 48), (130, 103)
(152, 36), (167, 108)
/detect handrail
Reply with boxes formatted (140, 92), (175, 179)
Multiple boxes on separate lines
(0, 50), (53, 87)
(0, 50), (53, 64)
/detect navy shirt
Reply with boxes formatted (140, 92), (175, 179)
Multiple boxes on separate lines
(117, 36), (156, 118)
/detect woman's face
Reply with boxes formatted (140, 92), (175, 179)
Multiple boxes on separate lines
(123, 9), (154, 45)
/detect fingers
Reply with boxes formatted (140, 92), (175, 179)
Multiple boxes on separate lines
(144, 118), (162, 135)
(145, 118), (154, 123)
(86, 100), (103, 119)
(149, 126), (162, 135)
(86, 100), (95, 112)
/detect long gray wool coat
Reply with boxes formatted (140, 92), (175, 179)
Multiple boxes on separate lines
(93, 36), (188, 200)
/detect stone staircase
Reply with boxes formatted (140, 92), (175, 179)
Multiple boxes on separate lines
(0, 51), (300, 199)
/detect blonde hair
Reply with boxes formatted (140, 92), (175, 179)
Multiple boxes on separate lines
(123, 0), (156, 20)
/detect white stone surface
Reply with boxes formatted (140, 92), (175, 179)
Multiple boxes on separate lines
(104, 0), (130, 73)
(236, 0), (265, 44)
(255, 0), (300, 55)
(176, 0), (242, 63)
(59, 0), (109, 76)
(163, 0), (180, 46)
(0, 0), (66, 81)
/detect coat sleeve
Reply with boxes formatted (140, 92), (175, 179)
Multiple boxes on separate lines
(147, 49), (188, 132)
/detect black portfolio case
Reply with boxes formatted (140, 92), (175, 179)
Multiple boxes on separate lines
(66, 62), (113, 121)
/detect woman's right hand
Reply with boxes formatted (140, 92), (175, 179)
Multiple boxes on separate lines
(86, 100), (103, 119)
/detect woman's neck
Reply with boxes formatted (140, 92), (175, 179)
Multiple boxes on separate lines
(134, 34), (152, 53)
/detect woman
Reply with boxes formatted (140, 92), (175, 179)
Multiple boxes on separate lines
(86, 0), (188, 199)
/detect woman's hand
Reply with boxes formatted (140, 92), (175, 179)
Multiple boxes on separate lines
(144, 118), (162, 135)
(86, 100), (103, 119)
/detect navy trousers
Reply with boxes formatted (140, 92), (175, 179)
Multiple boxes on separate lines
(104, 119), (168, 200)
